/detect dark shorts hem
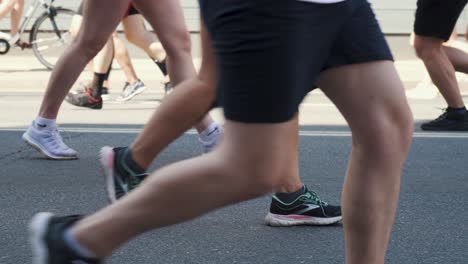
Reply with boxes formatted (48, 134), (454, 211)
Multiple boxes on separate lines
(202, 0), (393, 124)
(414, 0), (468, 41)
(77, 2), (140, 18)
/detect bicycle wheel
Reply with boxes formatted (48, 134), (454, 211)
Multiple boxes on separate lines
(30, 8), (76, 70)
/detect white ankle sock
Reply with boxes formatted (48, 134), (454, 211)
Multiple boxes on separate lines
(34, 116), (56, 129)
(199, 122), (223, 143)
(63, 229), (96, 259)
(199, 122), (224, 153)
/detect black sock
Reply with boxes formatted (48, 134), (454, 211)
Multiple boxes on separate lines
(447, 106), (467, 114)
(274, 185), (306, 203)
(90, 73), (107, 98)
(115, 147), (146, 176)
(152, 57), (168, 76)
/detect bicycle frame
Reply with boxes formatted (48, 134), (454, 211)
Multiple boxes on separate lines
(9, 0), (54, 44)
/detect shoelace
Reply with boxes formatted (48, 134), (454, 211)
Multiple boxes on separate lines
(304, 191), (328, 207)
(432, 108), (449, 122)
(49, 128), (72, 152)
(123, 82), (143, 97)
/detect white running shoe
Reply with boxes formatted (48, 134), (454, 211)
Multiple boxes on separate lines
(22, 122), (78, 160)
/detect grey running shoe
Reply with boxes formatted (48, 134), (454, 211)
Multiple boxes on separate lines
(116, 80), (146, 102)
(100, 146), (148, 203)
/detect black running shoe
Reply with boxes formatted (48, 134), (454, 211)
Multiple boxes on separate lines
(265, 187), (342, 226)
(29, 212), (102, 264)
(100, 146), (148, 203)
(65, 88), (102, 109)
(421, 109), (468, 131)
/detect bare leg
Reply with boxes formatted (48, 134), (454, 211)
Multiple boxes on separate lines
(443, 39), (468, 74)
(9, 0), (22, 36)
(69, 14), (114, 86)
(318, 61), (413, 264)
(121, 12), (215, 133)
(93, 39), (114, 75)
(77, 24), (296, 247)
(413, 34), (465, 108)
(130, 23), (217, 168)
(0, 0), (18, 20)
(122, 15), (166, 62)
(113, 33), (139, 84)
(37, 0), (131, 119)
(275, 113), (302, 193)
(73, 118), (297, 257)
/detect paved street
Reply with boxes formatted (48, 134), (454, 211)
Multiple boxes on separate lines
(0, 36), (468, 263)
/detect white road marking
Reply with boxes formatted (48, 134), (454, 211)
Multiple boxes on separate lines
(1, 127), (468, 138)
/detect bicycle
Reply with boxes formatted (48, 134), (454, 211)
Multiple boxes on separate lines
(0, 0), (75, 70)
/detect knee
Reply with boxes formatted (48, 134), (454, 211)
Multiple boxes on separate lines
(148, 42), (166, 58)
(413, 38), (442, 60)
(163, 29), (191, 58)
(224, 156), (290, 199)
(354, 109), (413, 158)
(196, 79), (216, 100)
(183, 79), (216, 110)
(113, 42), (126, 59)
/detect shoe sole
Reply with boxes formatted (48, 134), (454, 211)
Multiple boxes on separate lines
(29, 212), (54, 264)
(65, 97), (103, 110)
(22, 133), (78, 160)
(100, 146), (117, 203)
(264, 213), (342, 227)
(116, 86), (146, 102)
(421, 124), (468, 131)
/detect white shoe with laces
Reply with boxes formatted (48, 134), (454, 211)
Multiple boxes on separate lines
(22, 121), (78, 160)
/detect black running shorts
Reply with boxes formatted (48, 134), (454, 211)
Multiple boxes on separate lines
(200, 0), (393, 123)
(77, 2), (140, 18)
(414, 0), (468, 41)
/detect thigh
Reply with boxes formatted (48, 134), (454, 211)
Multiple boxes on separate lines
(122, 14), (149, 40)
(132, 0), (188, 53)
(77, 0), (130, 43)
(219, 118), (299, 181)
(318, 61), (411, 136)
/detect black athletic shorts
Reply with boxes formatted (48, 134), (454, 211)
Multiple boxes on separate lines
(200, 0), (393, 123)
(77, 1), (140, 18)
(414, 0), (468, 41)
